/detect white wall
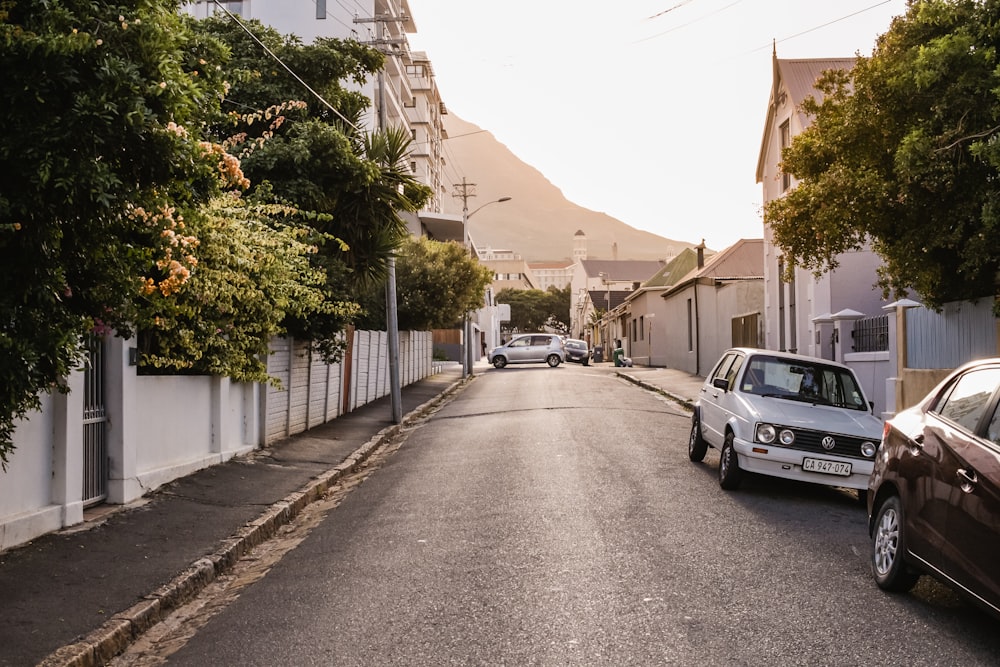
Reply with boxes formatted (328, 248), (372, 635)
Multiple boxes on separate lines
(0, 330), (435, 553)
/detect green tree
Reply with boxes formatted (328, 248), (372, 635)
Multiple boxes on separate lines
(192, 17), (430, 356)
(765, 0), (1000, 311)
(497, 287), (567, 333)
(544, 285), (571, 334)
(355, 237), (494, 331)
(0, 1), (224, 465)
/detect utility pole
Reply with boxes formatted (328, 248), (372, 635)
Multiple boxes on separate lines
(355, 10), (408, 422)
(453, 178), (476, 379)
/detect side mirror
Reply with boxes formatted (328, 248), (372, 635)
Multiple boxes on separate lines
(712, 377), (729, 391)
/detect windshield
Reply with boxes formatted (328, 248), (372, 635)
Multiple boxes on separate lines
(740, 355), (868, 411)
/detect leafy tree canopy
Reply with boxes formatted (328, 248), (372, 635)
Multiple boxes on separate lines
(764, 0), (1000, 311)
(191, 16), (430, 350)
(497, 286), (570, 334)
(0, 0), (225, 465)
(355, 237), (494, 331)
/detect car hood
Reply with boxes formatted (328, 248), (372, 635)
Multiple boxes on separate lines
(741, 395), (883, 438)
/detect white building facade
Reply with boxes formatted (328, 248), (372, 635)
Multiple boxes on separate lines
(182, 0), (450, 213)
(756, 54), (887, 359)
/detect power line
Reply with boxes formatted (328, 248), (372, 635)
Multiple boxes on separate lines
(636, 0), (744, 44)
(209, 0), (359, 131)
(752, 0), (896, 53)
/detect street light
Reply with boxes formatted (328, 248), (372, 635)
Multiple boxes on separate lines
(464, 196), (512, 255)
(598, 271), (611, 355)
(462, 195), (512, 378)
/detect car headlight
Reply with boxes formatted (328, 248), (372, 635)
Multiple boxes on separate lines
(756, 423), (776, 444)
(778, 429), (795, 445)
(861, 441), (877, 458)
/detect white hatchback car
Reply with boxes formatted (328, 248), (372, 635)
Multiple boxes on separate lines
(689, 348), (883, 494)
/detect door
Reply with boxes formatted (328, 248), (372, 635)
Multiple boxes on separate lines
(700, 352), (741, 446)
(914, 367), (1000, 585)
(82, 335), (108, 507)
(505, 336), (533, 363)
(939, 369), (1000, 613)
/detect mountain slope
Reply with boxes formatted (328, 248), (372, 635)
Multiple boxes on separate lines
(440, 114), (693, 262)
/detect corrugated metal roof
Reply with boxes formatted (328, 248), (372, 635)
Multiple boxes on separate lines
(756, 54), (856, 182)
(667, 239), (764, 293)
(581, 258), (666, 282)
(779, 58), (856, 112)
(644, 248), (700, 287)
(697, 238), (764, 279)
(588, 289), (630, 311)
(528, 260), (575, 269)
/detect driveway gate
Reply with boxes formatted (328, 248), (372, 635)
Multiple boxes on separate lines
(82, 335), (108, 507)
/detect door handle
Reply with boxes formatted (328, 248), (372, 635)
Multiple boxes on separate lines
(957, 468), (977, 492)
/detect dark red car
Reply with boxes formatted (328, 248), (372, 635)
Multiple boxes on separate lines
(867, 358), (1000, 620)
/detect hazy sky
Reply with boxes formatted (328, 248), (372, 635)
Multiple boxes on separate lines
(406, 0), (910, 251)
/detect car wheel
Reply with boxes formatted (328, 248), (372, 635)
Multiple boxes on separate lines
(871, 495), (920, 592)
(718, 431), (742, 490)
(546, 354), (561, 367)
(492, 356), (507, 369)
(688, 415), (708, 462)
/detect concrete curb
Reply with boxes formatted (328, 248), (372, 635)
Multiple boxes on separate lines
(615, 371), (696, 413)
(38, 375), (470, 667)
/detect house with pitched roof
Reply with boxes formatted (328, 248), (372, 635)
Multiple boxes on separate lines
(570, 258), (666, 349)
(608, 248), (701, 366)
(756, 52), (887, 359)
(658, 239), (765, 374)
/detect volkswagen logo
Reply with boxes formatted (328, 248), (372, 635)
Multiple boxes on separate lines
(821, 436), (836, 451)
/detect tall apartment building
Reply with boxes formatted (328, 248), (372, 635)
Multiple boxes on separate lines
(182, 0), (450, 214)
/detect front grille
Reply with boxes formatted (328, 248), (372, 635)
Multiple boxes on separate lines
(769, 426), (878, 459)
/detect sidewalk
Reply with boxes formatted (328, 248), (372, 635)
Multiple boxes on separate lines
(611, 365), (705, 409)
(0, 360), (700, 667)
(1, 364), (468, 667)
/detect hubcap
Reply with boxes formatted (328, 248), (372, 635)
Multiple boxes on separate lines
(873, 507), (900, 575)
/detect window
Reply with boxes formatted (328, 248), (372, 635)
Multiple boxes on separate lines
(933, 368), (1000, 434)
(743, 355), (868, 410)
(779, 120), (791, 191)
(212, 1), (244, 16)
(639, 315), (645, 341)
(988, 401), (1000, 445)
(711, 352), (741, 390)
(316, 0), (326, 19)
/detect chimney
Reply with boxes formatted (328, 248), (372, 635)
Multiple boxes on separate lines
(696, 239), (706, 269)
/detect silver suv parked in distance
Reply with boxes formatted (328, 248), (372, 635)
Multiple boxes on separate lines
(489, 334), (565, 368)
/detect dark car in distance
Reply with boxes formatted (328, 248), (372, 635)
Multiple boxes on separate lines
(867, 358), (1000, 620)
(563, 339), (591, 366)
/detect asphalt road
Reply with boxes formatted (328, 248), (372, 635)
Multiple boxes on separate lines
(114, 363), (1000, 666)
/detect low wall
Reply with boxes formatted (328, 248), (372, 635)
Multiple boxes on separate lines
(0, 330), (434, 552)
(899, 368), (951, 411)
(843, 350), (891, 418)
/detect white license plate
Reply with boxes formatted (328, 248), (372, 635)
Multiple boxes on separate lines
(802, 457), (852, 476)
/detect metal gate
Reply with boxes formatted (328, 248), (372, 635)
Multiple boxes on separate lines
(82, 335), (108, 507)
